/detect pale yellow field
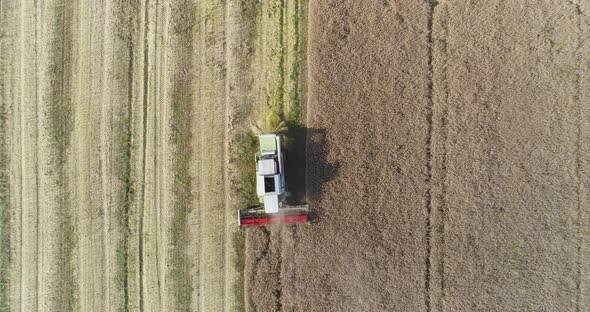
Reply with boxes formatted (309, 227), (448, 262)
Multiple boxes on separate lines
(0, 0), (302, 311)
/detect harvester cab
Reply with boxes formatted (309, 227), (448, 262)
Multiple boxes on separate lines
(238, 133), (309, 226)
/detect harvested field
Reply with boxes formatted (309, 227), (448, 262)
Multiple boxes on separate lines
(2, 1), (134, 311)
(0, 0), (303, 311)
(246, 0), (590, 311)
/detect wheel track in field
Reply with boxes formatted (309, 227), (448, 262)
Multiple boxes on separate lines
(196, 1), (229, 309)
(43, 0), (76, 309)
(424, 2), (437, 311)
(137, 0), (150, 309)
(11, 4), (37, 311)
(15, 1), (41, 310)
(0, 2), (12, 310)
(430, 3), (449, 312)
(573, 2), (590, 310)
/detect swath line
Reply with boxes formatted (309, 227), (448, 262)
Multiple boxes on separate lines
(425, 1), (439, 312)
(138, 0), (150, 310)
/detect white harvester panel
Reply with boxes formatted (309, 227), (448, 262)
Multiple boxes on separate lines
(264, 195), (279, 213)
(258, 158), (277, 175)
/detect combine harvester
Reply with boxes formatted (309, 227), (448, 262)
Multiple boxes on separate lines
(238, 133), (308, 226)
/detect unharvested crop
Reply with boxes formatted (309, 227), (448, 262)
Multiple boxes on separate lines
(246, 1), (590, 311)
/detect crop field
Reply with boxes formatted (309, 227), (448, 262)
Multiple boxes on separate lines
(0, 0), (588, 312)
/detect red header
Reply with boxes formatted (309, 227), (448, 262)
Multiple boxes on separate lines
(240, 214), (307, 225)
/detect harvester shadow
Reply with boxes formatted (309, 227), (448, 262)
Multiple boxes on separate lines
(284, 124), (340, 223)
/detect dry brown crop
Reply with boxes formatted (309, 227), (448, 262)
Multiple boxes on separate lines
(245, 1), (590, 311)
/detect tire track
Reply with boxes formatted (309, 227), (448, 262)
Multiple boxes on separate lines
(0, 2), (15, 311)
(137, 0), (150, 309)
(425, 2), (437, 311)
(573, 2), (590, 310)
(95, 0), (135, 310)
(16, 1), (40, 310)
(153, 1), (166, 309)
(100, 1), (110, 307)
(113, 2), (142, 311)
(121, 3), (137, 310)
(581, 2), (590, 309)
(127, 0), (149, 309)
(8, 3), (25, 310)
(431, 3), (448, 312)
(196, 0), (228, 309)
(37, 0), (77, 310)
(138, 0), (164, 309)
(3, 4), (20, 311)
(190, 1), (204, 309)
(196, 1), (207, 308)
(223, 0), (231, 308)
(578, 11), (590, 308)
(575, 3), (582, 310)
(33, 3), (39, 308)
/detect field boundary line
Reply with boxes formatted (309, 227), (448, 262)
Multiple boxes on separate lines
(430, 3), (449, 312)
(0, 2), (13, 310)
(223, 0), (231, 309)
(197, 1), (204, 308)
(152, 0), (163, 307)
(101, 1), (111, 310)
(18, 2), (28, 310)
(580, 0), (584, 312)
(138, 0), (150, 310)
(124, 1), (135, 310)
(18, 2), (23, 310)
(425, 1), (438, 311)
(222, 0), (228, 305)
(33, 0), (40, 310)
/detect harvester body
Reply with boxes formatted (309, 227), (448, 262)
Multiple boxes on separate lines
(238, 133), (308, 226)
(256, 134), (286, 213)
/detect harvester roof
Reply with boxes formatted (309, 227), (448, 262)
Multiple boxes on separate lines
(259, 134), (277, 153)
